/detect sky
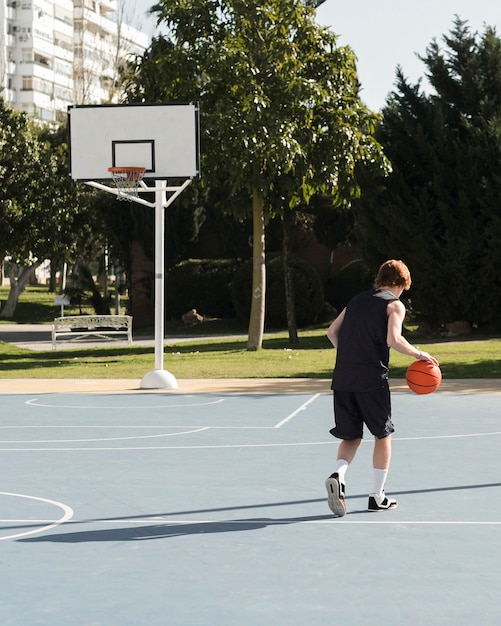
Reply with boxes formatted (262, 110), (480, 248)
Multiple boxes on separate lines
(133, 0), (501, 111)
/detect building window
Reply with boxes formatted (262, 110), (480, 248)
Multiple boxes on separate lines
(34, 53), (51, 67)
(22, 49), (33, 63)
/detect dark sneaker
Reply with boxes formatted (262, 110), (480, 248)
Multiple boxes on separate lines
(325, 473), (346, 517)
(368, 492), (398, 512)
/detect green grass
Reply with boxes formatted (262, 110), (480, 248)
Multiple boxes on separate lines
(0, 286), (499, 379)
(0, 285), (96, 323)
(0, 331), (499, 379)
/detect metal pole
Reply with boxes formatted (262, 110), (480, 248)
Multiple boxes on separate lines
(140, 180), (178, 389)
(154, 180), (165, 371)
(85, 178), (192, 390)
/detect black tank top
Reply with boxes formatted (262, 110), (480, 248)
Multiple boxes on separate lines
(331, 289), (398, 392)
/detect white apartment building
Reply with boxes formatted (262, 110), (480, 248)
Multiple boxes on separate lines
(0, 0), (149, 124)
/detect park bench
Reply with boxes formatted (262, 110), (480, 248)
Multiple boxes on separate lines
(52, 315), (133, 350)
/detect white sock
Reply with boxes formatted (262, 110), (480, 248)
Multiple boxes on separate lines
(336, 459), (349, 484)
(372, 468), (388, 497)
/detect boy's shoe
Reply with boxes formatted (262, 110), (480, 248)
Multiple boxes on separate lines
(368, 492), (398, 511)
(325, 473), (346, 517)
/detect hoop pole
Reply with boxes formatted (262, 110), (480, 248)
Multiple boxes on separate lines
(161, 178), (192, 208)
(140, 180), (178, 390)
(155, 179), (165, 372)
(83, 176), (193, 390)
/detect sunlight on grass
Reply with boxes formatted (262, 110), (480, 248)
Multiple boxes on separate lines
(0, 335), (499, 380)
(0, 286), (499, 380)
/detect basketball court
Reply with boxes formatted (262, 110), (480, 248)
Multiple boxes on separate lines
(0, 381), (499, 625)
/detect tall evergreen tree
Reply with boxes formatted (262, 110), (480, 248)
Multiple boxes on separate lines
(354, 18), (501, 330)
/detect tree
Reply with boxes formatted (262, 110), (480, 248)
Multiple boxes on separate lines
(353, 18), (501, 330)
(0, 102), (92, 318)
(0, 101), (46, 316)
(124, 0), (388, 348)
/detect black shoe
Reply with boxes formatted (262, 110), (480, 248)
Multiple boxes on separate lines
(368, 492), (398, 511)
(325, 473), (346, 517)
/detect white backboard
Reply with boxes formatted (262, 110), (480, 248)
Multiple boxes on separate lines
(68, 103), (200, 181)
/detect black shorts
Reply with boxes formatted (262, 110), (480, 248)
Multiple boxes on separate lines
(330, 386), (394, 440)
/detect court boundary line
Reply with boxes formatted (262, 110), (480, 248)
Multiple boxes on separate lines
(0, 492), (73, 541)
(0, 427), (210, 444)
(24, 393), (322, 431)
(273, 393), (321, 428)
(3, 517), (500, 529)
(25, 398), (226, 409)
(2, 428), (500, 452)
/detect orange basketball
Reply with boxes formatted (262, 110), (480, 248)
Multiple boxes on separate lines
(406, 360), (442, 394)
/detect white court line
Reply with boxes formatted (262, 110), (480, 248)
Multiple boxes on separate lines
(1, 394), (323, 443)
(317, 520), (501, 525)
(0, 442), (332, 451)
(2, 429), (501, 452)
(0, 425), (213, 429)
(25, 398), (225, 409)
(0, 427), (209, 444)
(47, 518), (501, 527)
(393, 431), (501, 441)
(0, 492), (73, 541)
(0, 519), (59, 522)
(110, 517), (501, 526)
(274, 393), (321, 428)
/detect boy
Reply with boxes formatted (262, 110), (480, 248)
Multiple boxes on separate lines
(325, 260), (438, 516)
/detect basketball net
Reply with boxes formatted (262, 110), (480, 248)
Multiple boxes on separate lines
(108, 167), (146, 201)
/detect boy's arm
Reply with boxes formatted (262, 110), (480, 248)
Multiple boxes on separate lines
(326, 308), (346, 348)
(386, 300), (438, 364)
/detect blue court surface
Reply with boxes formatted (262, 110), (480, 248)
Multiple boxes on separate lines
(0, 388), (500, 625)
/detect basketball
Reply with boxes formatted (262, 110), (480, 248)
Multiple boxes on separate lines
(406, 360), (442, 394)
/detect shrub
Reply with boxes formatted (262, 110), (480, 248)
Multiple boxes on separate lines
(326, 259), (373, 311)
(166, 259), (241, 318)
(232, 253), (324, 328)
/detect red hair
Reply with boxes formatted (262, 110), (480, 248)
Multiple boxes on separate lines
(375, 260), (411, 290)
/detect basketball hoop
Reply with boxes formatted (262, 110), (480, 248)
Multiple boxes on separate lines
(108, 166), (146, 201)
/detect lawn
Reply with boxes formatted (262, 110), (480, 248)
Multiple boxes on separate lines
(0, 331), (499, 380)
(0, 286), (499, 379)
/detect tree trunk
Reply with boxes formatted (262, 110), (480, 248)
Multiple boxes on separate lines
(0, 262), (42, 319)
(49, 257), (59, 293)
(247, 188), (266, 351)
(282, 215), (299, 344)
(128, 240), (154, 328)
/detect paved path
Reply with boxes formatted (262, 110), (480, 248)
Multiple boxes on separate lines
(0, 322), (209, 352)
(0, 377), (498, 395)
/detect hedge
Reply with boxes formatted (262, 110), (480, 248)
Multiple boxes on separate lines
(231, 253), (324, 328)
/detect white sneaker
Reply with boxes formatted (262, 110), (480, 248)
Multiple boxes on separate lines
(368, 492), (398, 511)
(325, 473), (346, 517)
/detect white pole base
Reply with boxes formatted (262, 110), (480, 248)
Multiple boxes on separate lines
(140, 369), (179, 390)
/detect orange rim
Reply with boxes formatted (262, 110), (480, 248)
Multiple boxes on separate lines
(108, 166), (146, 181)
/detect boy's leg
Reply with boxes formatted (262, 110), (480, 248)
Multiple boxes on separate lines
(373, 434), (391, 470)
(326, 439), (362, 517)
(369, 435), (398, 511)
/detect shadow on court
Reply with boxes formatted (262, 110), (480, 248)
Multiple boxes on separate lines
(18, 516), (333, 543)
(17, 481), (501, 543)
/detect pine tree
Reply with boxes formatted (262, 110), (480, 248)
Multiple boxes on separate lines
(354, 18), (501, 330)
